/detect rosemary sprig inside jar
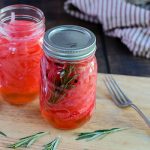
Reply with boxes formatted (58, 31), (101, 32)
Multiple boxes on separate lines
(48, 64), (79, 104)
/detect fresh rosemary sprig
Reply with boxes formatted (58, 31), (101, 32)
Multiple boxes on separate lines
(48, 64), (78, 104)
(0, 131), (7, 137)
(43, 137), (60, 150)
(8, 131), (49, 149)
(76, 128), (128, 141)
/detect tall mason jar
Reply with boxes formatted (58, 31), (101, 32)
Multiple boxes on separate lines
(40, 25), (97, 129)
(0, 5), (45, 104)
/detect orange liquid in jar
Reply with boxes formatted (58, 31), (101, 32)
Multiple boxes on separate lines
(40, 56), (97, 129)
(0, 21), (44, 104)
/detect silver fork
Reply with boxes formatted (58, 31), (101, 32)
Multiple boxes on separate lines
(103, 75), (150, 128)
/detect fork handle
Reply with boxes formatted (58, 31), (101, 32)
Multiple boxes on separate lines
(131, 104), (150, 128)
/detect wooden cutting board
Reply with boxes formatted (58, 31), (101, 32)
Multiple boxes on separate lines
(0, 74), (150, 150)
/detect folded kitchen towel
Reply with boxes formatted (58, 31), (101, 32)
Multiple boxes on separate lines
(64, 0), (150, 59)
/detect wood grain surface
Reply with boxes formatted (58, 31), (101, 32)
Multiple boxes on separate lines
(0, 74), (150, 150)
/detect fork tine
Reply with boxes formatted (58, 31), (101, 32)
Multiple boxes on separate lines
(108, 75), (132, 105)
(106, 76), (126, 104)
(109, 75), (129, 101)
(103, 78), (117, 100)
(104, 77), (123, 105)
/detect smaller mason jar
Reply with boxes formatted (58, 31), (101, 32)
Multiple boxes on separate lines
(0, 5), (45, 104)
(40, 25), (97, 129)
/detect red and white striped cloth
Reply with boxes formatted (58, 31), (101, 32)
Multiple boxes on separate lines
(64, 0), (150, 59)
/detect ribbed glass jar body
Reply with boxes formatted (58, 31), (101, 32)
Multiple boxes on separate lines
(40, 54), (97, 129)
(0, 5), (45, 104)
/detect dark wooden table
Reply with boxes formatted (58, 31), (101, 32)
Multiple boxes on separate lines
(1, 0), (150, 77)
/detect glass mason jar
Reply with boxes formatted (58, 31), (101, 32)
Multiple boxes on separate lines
(0, 5), (45, 104)
(40, 25), (97, 129)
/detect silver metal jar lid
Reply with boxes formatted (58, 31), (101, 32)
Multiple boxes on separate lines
(43, 25), (96, 61)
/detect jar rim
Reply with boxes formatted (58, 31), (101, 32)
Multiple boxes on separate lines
(0, 4), (45, 32)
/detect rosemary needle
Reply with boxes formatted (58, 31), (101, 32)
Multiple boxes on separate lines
(8, 131), (49, 149)
(0, 131), (7, 137)
(48, 65), (78, 104)
(76, 128), (128, 141)
(43, 137), (60, 150)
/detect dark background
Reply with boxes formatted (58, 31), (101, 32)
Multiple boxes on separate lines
(0, 0), (150, 77)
